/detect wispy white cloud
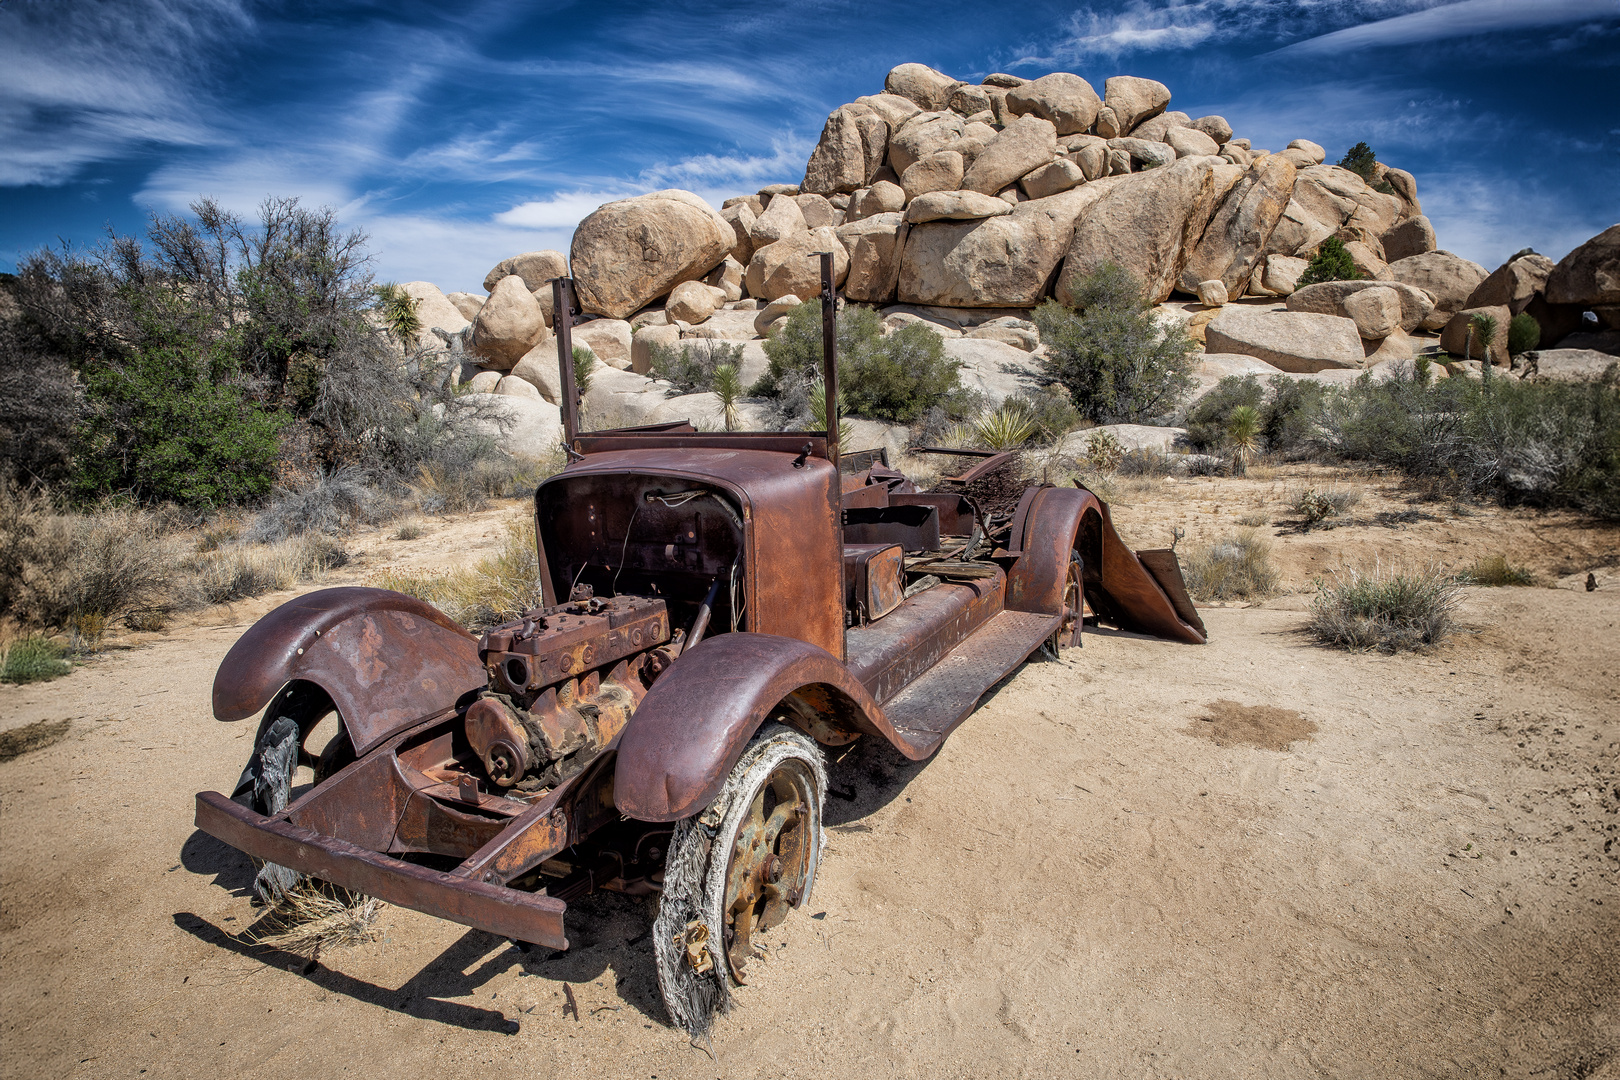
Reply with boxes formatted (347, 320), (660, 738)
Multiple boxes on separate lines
(1418, 169), (1616, 266)
(1023, 0), (1442, 64)
(0, 0), (250, 183)
(1274, 0), (1620, 55)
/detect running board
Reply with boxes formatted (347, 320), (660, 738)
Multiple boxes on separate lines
(883, 609), (1061, 758)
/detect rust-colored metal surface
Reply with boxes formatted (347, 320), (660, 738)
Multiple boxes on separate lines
(538, 448), (845, 660)
(614, 632), (911, 821)
(842, 544), (905, 625)
(1008, 486), (1206, 645)
(211, 587), (485, 754)
(195, 791), (570, 949)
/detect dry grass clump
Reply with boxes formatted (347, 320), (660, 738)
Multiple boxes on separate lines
(1290, 485), (1362, 527)
(371, 518), (543, 631)
(414, 453), (562, 515)
(247, 881), (383, 958)
(1236, 511), (1269, 527)
(392, 519), (425, 541)
(1308, 562), (1463, 652)
(1459, 553), (1536, 587)
(1183, 529), (1279, 601)
(181, 535), (348, 606)
(1, 480), (343, 645)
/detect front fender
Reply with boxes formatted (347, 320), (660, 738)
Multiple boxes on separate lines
(212, 587), (486, 755)
(613, 633), (895, 822)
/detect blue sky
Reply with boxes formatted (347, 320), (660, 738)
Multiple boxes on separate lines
(2, 0), (1616, 294)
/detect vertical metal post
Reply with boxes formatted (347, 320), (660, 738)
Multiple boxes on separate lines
(818, 251), (839, 471)
(553, 277), (580, 447)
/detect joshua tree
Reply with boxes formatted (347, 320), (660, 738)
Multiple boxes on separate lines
(1227, 404), (1261, 476)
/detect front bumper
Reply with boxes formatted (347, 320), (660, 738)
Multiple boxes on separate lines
(194, 791), (569, 949)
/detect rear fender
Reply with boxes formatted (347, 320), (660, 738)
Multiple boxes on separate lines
(212, 587), (486, 756)
(1006, 486), (1095, 615)
(613, 633), (900, 822)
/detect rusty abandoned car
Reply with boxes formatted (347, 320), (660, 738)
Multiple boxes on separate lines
(194, 257), (1207, 1033)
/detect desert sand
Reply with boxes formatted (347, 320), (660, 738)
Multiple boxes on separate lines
(2, 466), (1616, 1079)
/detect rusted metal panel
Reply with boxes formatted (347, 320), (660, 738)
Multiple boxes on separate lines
(211, 589), (483, 747)
(845, 573), (1004, 702)
(572, 432), (829, 457)
(842, 504), (941, 552)
(614, 632), (925, 822)
(286, 750), (415, 852)
(195, 791), (570, 949)
(881, 608), (1060, 747)
(1008, 485), (1206, 644)
(1136, 549), (1208, 638)
(538, 449), (845, 660)
(843, 544), (905, 624)
(890, 492), (975, 537)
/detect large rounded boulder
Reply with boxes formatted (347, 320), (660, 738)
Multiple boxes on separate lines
(1545, 223), (1620, 307)
(570, 190), (733, 319)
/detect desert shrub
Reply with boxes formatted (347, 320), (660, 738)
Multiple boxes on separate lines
(1185, 375), (1326, 456)
(1185, 376), (1265, 451)
(1, 635), (72, 683)
(0, 278), (81, 488)
(753, 302), (974, 424)
(1508, 312), (1540, 357)
(1291, 485), (1361, 526)
(1083, 428), (1124, 472)
(14, 197), (463, 507)
(1010, 385), (1083, 442)
(181, 534), (347, 606)
(2, 499), (181, 636)
(1183, 530), (1279, 600)
(648, 339), (743, 394)
(1460, 554), (1535, 587)
(370, 519), (542, 631)
(1313, 364), (1620, 517)
(1308, 562), (1462, 652)
(244, 467), (396, 543)
(393, 520), (424, 541)
(1115, 449), (1178, 477)
(1034, 264), (1196, 423)
(1297, 237), (1364, 288)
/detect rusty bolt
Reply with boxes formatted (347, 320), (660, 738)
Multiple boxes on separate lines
(762, 854), (783, 884)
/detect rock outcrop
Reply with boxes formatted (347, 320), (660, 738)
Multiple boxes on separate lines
(1204, 309), (1366, 372)
(570, 190), (735, 319)
(1545, 224), (1620, 307)
(1389, 251), (1489, 329)
(1058, 157), (1235, 305)
(1179, 155), (1297, 296)
(471, 275), (549, 368)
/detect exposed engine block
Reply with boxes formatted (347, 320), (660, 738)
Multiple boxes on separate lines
(469, 596), (672, 789)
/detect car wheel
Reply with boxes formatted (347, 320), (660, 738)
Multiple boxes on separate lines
(1050, 549), (1083, 652)
(230, 683), (337, 905)
(652, 722), (827, 1035)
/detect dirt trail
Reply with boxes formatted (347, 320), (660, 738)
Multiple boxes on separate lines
(2, 472), (1617, 1079)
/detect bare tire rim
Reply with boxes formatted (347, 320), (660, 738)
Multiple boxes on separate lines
(719, 753), (816, 982)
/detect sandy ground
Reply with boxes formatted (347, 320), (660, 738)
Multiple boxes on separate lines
(2, 466), (1618, 1079)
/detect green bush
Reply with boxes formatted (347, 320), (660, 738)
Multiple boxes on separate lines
(1033, 264), (1195, 423)
(649, 338), (744, 394)
(572, 345), (595, 397)
(71, 323), (287, 505)
(1297, 237), (1364, 288)
(753, 302), (974, 424)
(0, 635), (72, 684)
(1313, 365), (1620, 518)
(1184, 375), (1325, 455)
(1338, 142), (1397, 194)
(1508, 312), (1540, 357)
(15, 197), (464, 508)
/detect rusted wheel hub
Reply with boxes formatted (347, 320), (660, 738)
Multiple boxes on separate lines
(1052, 554), (1083, 651)
(720, 761), (814, 981)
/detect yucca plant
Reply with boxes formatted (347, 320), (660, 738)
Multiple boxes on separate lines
(974, 403), (1037, 450)
(807, 381), (853, 447)
(1470, 312), (1499, 383)
(373, 283), (421, 345)
(1227, 404), (1260, 476)
(712, 363), (743, 432)
(937, 421), (979, 449)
